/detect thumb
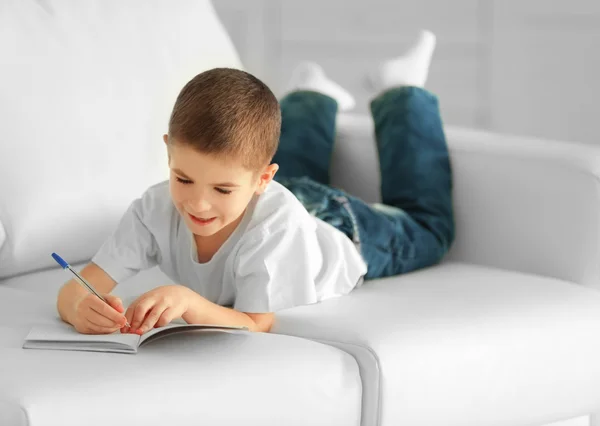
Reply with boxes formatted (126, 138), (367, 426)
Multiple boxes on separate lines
(103, 294), (124, 313)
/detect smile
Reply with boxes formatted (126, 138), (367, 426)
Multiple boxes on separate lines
(189, 213), (216, 226)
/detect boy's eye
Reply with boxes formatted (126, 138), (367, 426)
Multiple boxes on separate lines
(175, 177), (193, 185)
(215, 187), (232, 195)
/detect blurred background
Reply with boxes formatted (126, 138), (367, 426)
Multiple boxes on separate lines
(213, 0), (600, 145)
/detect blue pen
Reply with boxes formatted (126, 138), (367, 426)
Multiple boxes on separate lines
(51, 252), (131, 328)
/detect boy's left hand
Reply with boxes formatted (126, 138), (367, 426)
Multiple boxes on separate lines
(121, 285), (192, 335)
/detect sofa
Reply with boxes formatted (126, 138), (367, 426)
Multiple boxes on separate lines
(2, 1), (600, 426)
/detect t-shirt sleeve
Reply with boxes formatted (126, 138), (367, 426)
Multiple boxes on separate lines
(233, 225), (320, 313)
(91, 197), (161, 284)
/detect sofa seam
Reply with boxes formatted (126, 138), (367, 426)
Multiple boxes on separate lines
(298, 335), (382, 426)
(20, 403), (30, 426)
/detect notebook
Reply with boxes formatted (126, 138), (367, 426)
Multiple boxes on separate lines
(22, 321), (248, 354)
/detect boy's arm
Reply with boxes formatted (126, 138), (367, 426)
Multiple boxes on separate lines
(56, 262), (117, 325)
(182, 291), (275, 333)
(60, 192), (162, 324)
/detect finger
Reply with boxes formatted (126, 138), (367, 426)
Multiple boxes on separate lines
(89, 296), (127, 325)
(86, 308), (123, 328)
(89, 303), (126, 328)
(155, 307), (176, 328)
(122, 304), (137, 333)
(120, 307), (133, 334)
(130, 298), (155, 331)
(138, 303), (169, 333)
(104, 294), (125, 314)
(80, 319), (121, 335)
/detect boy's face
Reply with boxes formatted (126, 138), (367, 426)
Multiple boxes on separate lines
(164, 135), (278, 239)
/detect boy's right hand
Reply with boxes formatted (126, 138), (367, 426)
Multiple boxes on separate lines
(69, 293), (128, 335)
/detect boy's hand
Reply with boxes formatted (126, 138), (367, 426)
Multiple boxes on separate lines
(70, 293), (128, 335)
(122, 285), (191, 335)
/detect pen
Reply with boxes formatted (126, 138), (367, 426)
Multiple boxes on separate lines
(51, 252), (131, 328)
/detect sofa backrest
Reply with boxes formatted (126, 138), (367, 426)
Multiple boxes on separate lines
(0, 0), (243, 278)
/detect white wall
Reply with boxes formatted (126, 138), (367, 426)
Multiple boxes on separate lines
(213, 0), (600, 145)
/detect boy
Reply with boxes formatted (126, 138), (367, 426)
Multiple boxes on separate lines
(56, 30), (454, 335)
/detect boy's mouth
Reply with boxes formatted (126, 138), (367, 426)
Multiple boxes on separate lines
(189, 213), (216, 226)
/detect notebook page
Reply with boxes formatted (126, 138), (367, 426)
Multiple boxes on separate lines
(139, 323), (248, 345)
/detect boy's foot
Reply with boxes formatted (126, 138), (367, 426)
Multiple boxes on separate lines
(368, 30), (436, 91)
(285, 62), (356, 111)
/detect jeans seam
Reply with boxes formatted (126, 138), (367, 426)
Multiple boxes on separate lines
(333, 195), (362, 256)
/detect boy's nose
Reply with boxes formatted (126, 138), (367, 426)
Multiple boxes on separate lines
(188, 198), (211, 213)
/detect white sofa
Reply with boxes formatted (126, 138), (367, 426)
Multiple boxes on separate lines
(2, 1), (600, 426)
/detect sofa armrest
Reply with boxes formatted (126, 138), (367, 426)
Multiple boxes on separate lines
(333, 113), (600, 288)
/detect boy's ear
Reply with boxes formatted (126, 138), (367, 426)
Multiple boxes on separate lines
(255, 163), (279, 195)
(163, 134), (168, 144)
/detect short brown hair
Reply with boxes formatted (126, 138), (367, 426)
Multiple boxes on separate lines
(168, 68), (281, 170)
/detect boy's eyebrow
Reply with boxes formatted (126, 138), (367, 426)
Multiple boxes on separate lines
(172, 168), (192, 179)
(171, 168), (240, 187)
(211, 182), (240, 188)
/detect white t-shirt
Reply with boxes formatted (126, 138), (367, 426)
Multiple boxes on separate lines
(92, 180), (367, 313)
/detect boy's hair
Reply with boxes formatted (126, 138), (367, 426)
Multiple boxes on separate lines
(168, 68), (281, 170)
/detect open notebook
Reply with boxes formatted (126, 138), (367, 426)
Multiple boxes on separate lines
(22, 321), (248, 354)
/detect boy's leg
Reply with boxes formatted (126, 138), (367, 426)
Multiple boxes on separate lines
(273, 91), (337, 185)
(270, 64), (414, 279)
(371, 86), (454, 253)
(273, 63), (355, 185)
(358, 30), (455, 278)
(276, 48), (454, 280)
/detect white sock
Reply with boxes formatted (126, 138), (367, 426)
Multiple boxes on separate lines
(285, 62), (356, 111)
(369, 30), (436, 91)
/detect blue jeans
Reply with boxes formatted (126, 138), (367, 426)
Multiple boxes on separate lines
(273, 87), (455, 280)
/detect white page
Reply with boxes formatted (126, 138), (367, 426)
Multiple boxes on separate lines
(139, 323), (248, 345)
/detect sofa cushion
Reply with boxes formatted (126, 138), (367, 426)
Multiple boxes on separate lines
(272, 261), (600, 426)
(0, 285), (362, 426)
(0, 0), (243, 278)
